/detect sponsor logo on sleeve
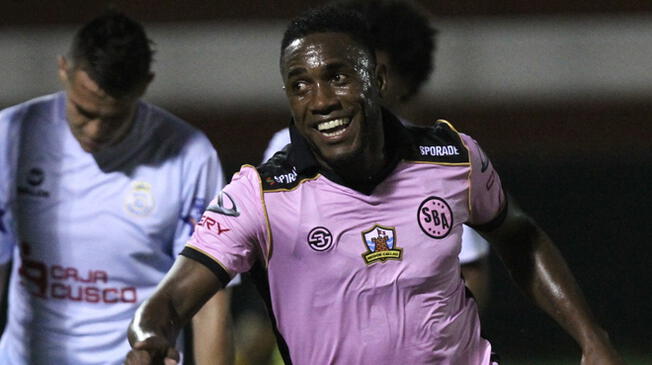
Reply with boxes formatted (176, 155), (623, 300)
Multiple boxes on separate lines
(124, 181), (155, 216)
(206, 191), (240, 217)
(361, 224), (402, 264)
(197, 215), (231, 235)
(307, 226), (333, 251)
(417, 197), (453, 239)
(17, 167), (50, 198)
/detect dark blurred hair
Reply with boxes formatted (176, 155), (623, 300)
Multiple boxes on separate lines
(341, 0), (436, 99)
(281, 5), (376, 65)
(69, 11), (154, 97)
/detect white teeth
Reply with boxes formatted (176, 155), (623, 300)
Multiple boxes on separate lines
(322, 129), (347, 137)
(317, 118), (349, 132)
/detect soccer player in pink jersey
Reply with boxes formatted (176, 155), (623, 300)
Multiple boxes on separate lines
(126, 5), (624, 365)
(261, 0), (492, 313)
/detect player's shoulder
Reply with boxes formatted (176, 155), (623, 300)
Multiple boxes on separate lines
(403, 119), (470, 164)
(256, 145), (318, 192)
(143, 101), (197, 136)
(142, 101), (215, 156)
(0, 93), (59, 124)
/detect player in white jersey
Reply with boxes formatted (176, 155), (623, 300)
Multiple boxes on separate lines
(0, 12), (234, 365)
(262, 0), (491, 311)
(126, 5), (623, 365)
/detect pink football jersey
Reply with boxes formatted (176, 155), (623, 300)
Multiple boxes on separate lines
(185, 115), (504, 364)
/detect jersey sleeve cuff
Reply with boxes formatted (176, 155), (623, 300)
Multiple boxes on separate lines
(468, 199), (508, 233)
(180, 246), (232, 288)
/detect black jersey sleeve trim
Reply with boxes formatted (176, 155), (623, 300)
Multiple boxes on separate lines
(180, 246), (231, 289)
(467, 199), (509, 233)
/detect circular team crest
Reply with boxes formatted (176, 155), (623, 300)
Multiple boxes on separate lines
(124, 181), (156, 216)
(417, 196), (453, 238)
(307, 226), (333, 251)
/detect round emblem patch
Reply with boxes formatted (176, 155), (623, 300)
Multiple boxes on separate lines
(307, 226), (333, 251)
(417, 196), (453, 238)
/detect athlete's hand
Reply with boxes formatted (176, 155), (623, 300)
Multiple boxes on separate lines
(125, 336), (179, 365)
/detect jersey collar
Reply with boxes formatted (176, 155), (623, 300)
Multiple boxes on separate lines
(287, 108), (412, 195)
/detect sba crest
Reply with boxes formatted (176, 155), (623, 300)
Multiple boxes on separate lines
(361, 224), (402, 264)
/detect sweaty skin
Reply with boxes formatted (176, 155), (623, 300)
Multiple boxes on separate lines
(281, 33), (386, 181)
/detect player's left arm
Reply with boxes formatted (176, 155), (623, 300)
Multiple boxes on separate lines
(462, 130), (623, 364)
(480, 195), (624, 364)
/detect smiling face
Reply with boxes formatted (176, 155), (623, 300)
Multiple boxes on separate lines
(281, 32), (386, 169)
(58, 57), (147, 153)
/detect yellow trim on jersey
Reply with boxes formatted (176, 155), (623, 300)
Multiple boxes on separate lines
(453, 125), (475, 217)
(242, 164), (274, 267)
(263, 174), (322, 193)
(432, 118), (474, 217)
(184, 244), (236, 278)
(435, 118), (462, 134)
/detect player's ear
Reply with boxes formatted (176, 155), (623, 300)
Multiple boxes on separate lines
(57, 55), (70, 84)
(375, 62), (388, 98)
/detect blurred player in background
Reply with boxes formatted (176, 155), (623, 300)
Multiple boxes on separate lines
(0, 12), (233, 365)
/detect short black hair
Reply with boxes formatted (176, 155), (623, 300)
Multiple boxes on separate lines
(280, 5), (376, 66)
(341, 0), (436, 99)
(69, 11), (154, 97)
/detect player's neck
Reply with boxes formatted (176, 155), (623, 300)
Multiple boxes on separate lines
(326, 130), (387, 187)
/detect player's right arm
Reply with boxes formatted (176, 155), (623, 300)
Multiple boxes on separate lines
(126, 256), (225, 364)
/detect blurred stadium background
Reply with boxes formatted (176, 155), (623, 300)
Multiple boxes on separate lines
(1, 1), (650, 363)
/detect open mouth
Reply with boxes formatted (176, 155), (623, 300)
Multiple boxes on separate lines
(316, 118), (351, 138)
